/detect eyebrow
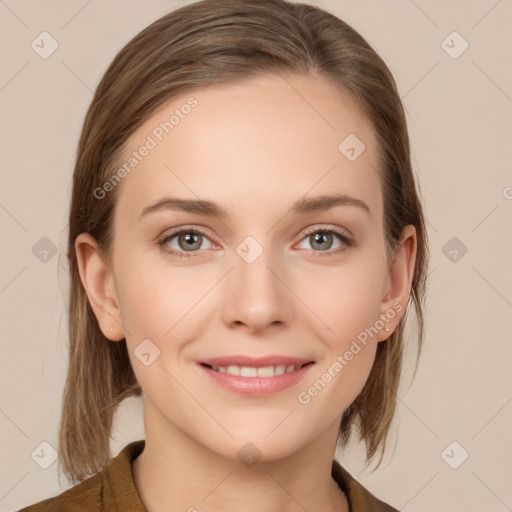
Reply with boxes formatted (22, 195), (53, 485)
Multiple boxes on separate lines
(138, 193), (371, 221)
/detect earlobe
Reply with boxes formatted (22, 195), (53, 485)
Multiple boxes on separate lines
(377, 225), (417, 342)
(74, 233), (125, 341)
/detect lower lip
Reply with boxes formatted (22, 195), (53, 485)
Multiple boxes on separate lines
(197, 363), (315, 396)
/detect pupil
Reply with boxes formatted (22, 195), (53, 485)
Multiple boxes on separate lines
(181, 233), (200, 250)
(313, 232), (331, 250)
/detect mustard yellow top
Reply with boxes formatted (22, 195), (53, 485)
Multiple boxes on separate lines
(18, 440), (399, 511)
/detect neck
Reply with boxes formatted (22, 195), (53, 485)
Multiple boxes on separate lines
(132, 399), (349, 512)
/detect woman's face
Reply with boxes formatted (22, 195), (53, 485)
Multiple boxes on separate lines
(83, 73), (415, 461)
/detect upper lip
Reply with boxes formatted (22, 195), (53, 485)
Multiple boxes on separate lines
(199, 355), (314, 367)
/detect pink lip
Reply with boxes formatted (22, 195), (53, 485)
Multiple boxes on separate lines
(199, 355), (313, 367)
(196, 355), (315, 396)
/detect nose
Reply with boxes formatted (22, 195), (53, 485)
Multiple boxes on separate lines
(221, 245), (293, 334)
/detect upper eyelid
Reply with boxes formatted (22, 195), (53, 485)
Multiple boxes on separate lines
(160, 225), (216, 242)
(301, 224), (352, 238)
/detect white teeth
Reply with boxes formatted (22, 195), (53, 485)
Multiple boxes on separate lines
(240, 366), (258, 377)
(274, 365), (286, 375)
(227, 365), (240, 376)
(211, 364), (304, 377)
(257, 366), (275, 377)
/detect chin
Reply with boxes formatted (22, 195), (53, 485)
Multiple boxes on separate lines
(207, 428), (311, 464)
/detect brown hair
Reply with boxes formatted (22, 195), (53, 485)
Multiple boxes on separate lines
(60, 0), (428, 484)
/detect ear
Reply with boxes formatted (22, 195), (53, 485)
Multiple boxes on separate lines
(74, 233), (125, 341)
(376, 224), (417, 342)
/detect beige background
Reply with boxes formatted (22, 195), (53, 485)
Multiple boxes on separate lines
(1, 0), (511, 511)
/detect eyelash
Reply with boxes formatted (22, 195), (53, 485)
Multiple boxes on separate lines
(157, 225), (354, 259)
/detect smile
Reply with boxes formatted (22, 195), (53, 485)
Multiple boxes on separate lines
(197, 357), (315, 396)
(204, 363), (309, 377)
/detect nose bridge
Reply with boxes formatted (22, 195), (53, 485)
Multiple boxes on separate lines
(222, 234), (292, 331)
(236, 239), (276, 290)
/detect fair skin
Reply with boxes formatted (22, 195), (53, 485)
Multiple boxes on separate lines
(75, 73), (416, 512)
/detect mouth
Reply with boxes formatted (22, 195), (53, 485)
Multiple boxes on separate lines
(197, 356), (315, 396)
(200, 361), (313, 377)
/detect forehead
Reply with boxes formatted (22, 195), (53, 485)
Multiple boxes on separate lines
(113, 73), (382, 225)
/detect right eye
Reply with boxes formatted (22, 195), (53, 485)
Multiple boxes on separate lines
(158, 227), (215, 259)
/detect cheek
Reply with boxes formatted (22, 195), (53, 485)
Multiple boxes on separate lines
(295, 253), (386, 404)
(114, 261), (211, 391)
(114, 251), (211, 341)
(300, 253), (387, 344)
(296, 270), (381, 418)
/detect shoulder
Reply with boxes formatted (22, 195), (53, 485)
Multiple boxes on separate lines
(17, 440), (146, 512)
(17, 470), (105, 512)
(332, 459), (400, 512)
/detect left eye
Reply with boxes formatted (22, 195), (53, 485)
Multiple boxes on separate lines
(296, 228), (352, 254)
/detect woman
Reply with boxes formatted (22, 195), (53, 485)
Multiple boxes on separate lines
(19, 0), (428, 510)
